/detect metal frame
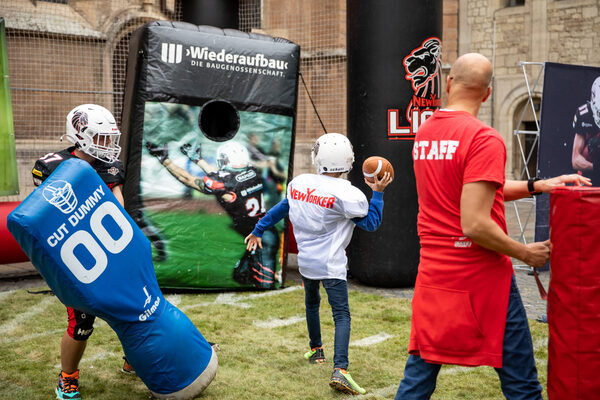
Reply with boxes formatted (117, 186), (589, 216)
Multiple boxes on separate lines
(510, 61), (545, 270)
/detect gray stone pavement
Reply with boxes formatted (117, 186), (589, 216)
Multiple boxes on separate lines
(0, 199), (549, 319)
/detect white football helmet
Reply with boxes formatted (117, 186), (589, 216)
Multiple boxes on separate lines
(590, 77), (600, 127)
(42, 180), (78, 214)
(311, 133), (354, 174)
(216, 141), (250, 170)
(63, 104), (122, 163)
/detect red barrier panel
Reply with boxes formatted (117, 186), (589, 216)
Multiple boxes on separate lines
(548, 187), (600, 400)
(287, 222), (298, 254)
(0, 201), (29, 264)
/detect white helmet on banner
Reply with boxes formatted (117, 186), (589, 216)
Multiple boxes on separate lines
(311, 133), (354, 174)
(64, 104), (122, 163)
(590, 77), (600, 127)
(216, 141), (250, 170)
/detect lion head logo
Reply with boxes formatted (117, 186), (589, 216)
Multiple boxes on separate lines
(403, 38), (442, 99)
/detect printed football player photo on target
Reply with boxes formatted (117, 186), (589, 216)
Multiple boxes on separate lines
(535, 62), (599, 247)
(572, 76), (600, 181)
(538, 62), (600, 187)
(140, 101), (292, 289)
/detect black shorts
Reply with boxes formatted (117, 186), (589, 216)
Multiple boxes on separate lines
(66, 306), (96, 341)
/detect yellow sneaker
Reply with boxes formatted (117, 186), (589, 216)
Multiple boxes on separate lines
(329, 368), (366, 395)
(303, 347), (326, 364)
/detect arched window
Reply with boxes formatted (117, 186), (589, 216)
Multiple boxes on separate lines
(512, 97), (541, 179)
(507, 0), (525, 6)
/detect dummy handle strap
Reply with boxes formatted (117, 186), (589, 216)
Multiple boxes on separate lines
(532, 267), (548, 300)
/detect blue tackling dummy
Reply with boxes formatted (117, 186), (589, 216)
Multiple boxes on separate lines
(8, 158), (217, 399)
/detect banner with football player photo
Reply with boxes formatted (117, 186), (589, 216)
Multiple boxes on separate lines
(121, 21), (300, 289)
(536, 62), (600, 242)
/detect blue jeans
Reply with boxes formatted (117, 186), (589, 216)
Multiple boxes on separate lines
(302, 277), (351, 370)
(395, 275), (542, 400)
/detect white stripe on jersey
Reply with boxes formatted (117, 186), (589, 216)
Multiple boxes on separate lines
(363, 160), (383, 178)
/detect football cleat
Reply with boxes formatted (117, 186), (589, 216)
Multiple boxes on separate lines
(304, 347), (326, 364)
(55, 370), (81, 399)
(121, 356), (135, 374)
(329, 368), (366, 395)
(233, 250), (275, 289)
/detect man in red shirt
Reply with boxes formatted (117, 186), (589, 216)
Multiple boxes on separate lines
(395, 53), (590, 399)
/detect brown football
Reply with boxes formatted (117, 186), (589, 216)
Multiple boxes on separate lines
(362, 156), (394, 183)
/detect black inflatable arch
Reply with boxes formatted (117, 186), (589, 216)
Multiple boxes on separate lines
(347, 0), (442, 287)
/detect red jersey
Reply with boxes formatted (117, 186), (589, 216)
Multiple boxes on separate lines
(409, 110), (513, 368)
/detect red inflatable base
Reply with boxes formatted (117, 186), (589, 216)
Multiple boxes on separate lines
(548, 187), (600, 399)
(287, 222), (298, 254)
(0, 201), (29, 264)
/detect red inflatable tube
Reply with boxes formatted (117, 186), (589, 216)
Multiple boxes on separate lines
(0, 201), (29, 264)
(548, 186), (600, 399)
(287, 222), (298, 254)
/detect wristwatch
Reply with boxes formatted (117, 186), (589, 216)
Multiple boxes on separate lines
(528, 177), (541, 196)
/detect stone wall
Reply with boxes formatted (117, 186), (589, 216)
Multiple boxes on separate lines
(547, 0), (600, 65)
(1, 0), (165, 201)
(2, 0), (460, 197)
(459, 0), (600, 178)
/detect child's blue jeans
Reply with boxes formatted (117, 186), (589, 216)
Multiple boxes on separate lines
(302, 277), (351, 370)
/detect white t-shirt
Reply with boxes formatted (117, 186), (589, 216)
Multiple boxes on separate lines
(287, 174), (369, 280)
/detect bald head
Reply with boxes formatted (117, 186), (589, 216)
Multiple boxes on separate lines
(445, 53), (493, 115)
(448, 53), (492, 92)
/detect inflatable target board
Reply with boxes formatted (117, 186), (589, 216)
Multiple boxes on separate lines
(346, 0), (442, 287)
(548, 186), (600, 399)
(121, 21), (299, 289)
(7, 159), (216, 399)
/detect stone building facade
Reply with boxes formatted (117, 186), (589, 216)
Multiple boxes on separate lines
(1, 0), (460, 199)
(459, 0), (600, 178)
(2, 0), (171, 200)
(258, 0), (459, 176)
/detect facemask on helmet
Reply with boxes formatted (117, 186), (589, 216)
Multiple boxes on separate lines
(63, 104), (122, 163)
(42, 180), (78, 214)
(311, 133), (354, 174)
(216, 142), (250, 171)
(591, 77), (600, 127)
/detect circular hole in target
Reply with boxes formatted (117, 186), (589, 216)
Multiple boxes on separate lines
(198, 99), (240, 142)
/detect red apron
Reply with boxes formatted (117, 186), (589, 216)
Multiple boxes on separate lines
(409, 236), (513, 368)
